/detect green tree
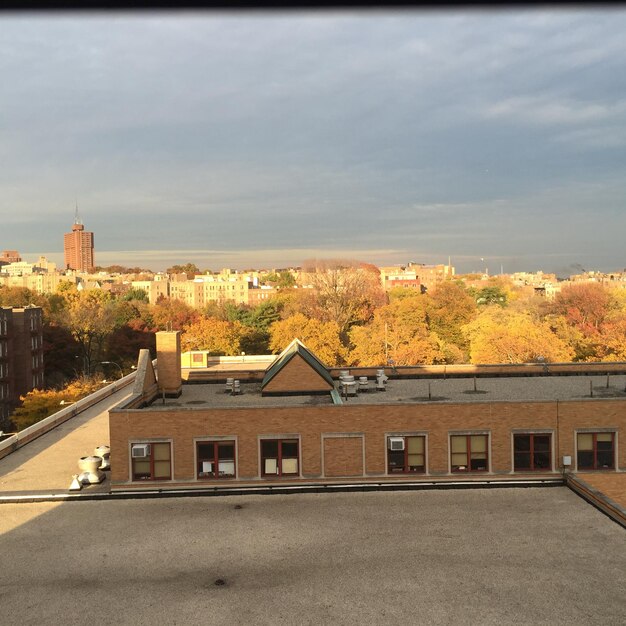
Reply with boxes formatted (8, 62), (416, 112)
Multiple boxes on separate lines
(123, 287), (149, 303)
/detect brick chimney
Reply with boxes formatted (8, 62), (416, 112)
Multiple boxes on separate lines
(156, 331), (182, 398)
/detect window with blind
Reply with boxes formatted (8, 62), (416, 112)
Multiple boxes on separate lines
(197, 441), (236, 479)
(131, 442), (171, 481)
(577, 432), (615, 470)
(450, 434), (488, 472)
(387, 436), (426, 474)
(261, 439), (299, 477)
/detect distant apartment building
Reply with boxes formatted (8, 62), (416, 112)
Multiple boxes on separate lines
(510, 271), (561, 299)
(248, 285), (278, 306)
(1, 250), (21, 265)
(0, 306), (44, 428)
(64, 217), (95, 271)
(131, 280), (170, 305)
(379, 263), (454, 292)
(169, 274), (250, 308)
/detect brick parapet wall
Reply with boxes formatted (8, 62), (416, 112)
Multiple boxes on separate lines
(109, 399), (626, 486)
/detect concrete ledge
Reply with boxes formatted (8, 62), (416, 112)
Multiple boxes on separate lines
(567, 474), (626, 529)
(0, 477), (565, 504)
(0, 372), (136, 461)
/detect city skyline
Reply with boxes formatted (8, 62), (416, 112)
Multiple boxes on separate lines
(2, 10), (626, 274)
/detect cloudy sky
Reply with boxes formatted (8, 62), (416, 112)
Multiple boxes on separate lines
(1, 9), (625, 274)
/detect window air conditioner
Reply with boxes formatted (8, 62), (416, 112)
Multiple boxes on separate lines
(389, 437), (405, 451)
(131, 444), (151, 458)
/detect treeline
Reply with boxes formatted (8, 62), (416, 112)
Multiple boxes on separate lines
(3, 265), (626, 388)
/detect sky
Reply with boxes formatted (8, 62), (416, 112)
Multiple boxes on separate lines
(1, 9), (625, 275)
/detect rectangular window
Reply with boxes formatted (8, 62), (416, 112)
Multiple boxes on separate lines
(577, 433), (615, 470)
(514, 434), (551, 471)
(261, 439), (299, 477)
(387, 436), (426, 474)
(451, 434), (488, 472)
(197, 441), (236, 479)
(131, 442), (171, 481)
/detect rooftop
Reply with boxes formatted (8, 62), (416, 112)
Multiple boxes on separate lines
(1, 489), (624, 624)
(143, 374), (626, 410)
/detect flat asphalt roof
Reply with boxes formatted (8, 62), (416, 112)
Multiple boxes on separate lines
(143, 374), (626, 409)
(1, 488), (624, 625)
(0, 386), (130, 496)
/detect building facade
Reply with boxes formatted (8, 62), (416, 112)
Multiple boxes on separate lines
(109, 335), (625, 489)
(64, 219), (94, 271)
(0, 306), (44, 429)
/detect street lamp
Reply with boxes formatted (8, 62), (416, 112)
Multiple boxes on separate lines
(99, 361), (123, 379)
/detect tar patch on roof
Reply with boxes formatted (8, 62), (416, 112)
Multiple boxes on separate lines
(261, 338), (335, 395)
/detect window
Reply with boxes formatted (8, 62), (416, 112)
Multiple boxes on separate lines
(577, 432), (615, 470)
(514, 434), (551, 471)
(131, 442), (171, 481)
(387, 436), (426, 473)
(451, 434), (488, 472)
(261, 439), (299, 477)
(197, 441), (236, 479)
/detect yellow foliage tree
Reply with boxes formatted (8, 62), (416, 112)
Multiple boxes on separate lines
(349, 296), (445, 366)
(11, 377), (105, 431)
(181, 317), (246, 355)
(464, 307), (574, 364)
(54, 289), (118, 374)
(269, 313), (348, 365)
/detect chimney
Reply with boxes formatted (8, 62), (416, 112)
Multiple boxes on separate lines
(156, 331), (182, 398)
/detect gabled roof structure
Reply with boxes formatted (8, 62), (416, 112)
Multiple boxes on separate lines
(261, 338), (335, 395)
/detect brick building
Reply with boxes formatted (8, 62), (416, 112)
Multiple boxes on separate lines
(0, 306), (44, 428)
(64, 217), (94, 271)
(108, 334), (625, 489)
(379, 262), (454, 292)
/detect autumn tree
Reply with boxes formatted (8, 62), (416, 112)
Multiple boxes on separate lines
(551, 283), (615, 335)
(166, 263), (200, 278)
(0, 286), (48, 309)
(181, 317), (246, 355)
(150, 297), (200, 331)
(464, 307), (574, 364)
(269, 313), (348, 365)
(302, 259), (386, 339)
(426, 281), (477, 354)
(349, 296), (445, 366)
(10, 376), (106, 431)
(54, 290), (118, 375)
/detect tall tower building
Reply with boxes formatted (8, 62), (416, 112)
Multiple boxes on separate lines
(64, 208), (95, 271)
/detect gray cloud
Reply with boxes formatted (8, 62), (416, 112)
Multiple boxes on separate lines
(1, 10), (625, 273)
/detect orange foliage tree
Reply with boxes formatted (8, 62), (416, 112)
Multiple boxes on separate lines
(11, 377), (106, 431)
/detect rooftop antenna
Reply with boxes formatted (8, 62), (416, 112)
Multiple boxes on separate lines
(74, 200), (82, 225)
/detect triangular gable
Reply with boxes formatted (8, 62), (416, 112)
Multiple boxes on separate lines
(262, 338), (334, 395)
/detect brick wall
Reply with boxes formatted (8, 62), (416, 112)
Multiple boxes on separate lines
(263, 353), (333, 394)
(323, 435), (364, 477)
(109, 398), (626, 486)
